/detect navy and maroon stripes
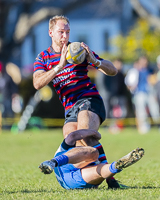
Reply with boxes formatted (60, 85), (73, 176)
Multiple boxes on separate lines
(34, 46), (103, 114)
(93, 143), (108, 164)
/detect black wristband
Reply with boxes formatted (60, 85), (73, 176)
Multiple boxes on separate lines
(61, 139), (75, 150)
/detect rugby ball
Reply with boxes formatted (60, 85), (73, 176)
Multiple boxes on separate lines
(66, 42), (86, 64)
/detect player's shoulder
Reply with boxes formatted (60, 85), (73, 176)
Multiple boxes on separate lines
(35, 46), (51, 60)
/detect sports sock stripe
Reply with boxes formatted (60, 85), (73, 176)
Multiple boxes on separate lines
(93, 144), (117, 182)
(93, 143), (108, 164)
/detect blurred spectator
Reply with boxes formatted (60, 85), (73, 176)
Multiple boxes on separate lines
(125, 56), (159, 134)
(104, 59), (127, 118)
(0, 62), (19, 119)
(155, 55), (160, 108)
(108, 59), (128, 118)
(125, 60), (139, 94)
(96, 58), (130, 133)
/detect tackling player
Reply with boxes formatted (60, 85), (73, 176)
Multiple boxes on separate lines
(39, 129), (144, 189)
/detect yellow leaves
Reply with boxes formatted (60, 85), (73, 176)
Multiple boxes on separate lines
(113, 19), (160, 62)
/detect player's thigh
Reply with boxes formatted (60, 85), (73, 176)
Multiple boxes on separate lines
(77, 110), (100, 130)
(81, 164), (105, 185)
(63, 122), (77, 138)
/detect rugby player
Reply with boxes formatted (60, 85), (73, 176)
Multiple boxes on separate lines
(39, 129), (144, 189)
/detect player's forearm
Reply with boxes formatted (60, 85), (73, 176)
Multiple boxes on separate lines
(79, 129), (101, 140)
(33, 68), (58, 90)
(66, 129), (101, 146)
(82, 42), (117, 76)
(97, 60), (118, 76)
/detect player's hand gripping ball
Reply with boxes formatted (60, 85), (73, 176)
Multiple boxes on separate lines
(66, 42), (86, 64)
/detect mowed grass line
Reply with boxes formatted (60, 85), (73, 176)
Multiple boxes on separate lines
(0, 128), (160, 200)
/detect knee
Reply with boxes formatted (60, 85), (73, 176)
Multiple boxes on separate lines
(63, 126), (68, 138)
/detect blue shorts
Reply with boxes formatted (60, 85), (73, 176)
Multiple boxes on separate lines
(65, 97), (106, 124)
(54, 164), (98, 190)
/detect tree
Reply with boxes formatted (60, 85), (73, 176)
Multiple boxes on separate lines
(130, 0), (160, 31)
(113, 19), (160, 62)
(0, 0), (95, 67)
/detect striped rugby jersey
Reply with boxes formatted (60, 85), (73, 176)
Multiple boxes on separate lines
(34, 46), (103, 115)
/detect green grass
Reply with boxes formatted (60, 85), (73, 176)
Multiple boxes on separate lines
(0, 127), (160, 200)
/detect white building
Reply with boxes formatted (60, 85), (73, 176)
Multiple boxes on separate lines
(20, 0), (160, 73)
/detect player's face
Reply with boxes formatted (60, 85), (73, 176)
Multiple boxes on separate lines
(50, 20), (70, 48)
(139, 57), (148, 68)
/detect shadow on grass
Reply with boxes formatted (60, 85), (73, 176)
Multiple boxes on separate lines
(99, 185), (160, 190)
(2, 186), (160, 194)
(1, 189), (64, 194)
(130, 186), (160, 189)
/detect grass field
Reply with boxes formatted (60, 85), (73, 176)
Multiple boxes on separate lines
(0, 127), (160, 200)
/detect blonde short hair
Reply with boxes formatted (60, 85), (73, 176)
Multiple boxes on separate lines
(49, 15), (70, 30)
